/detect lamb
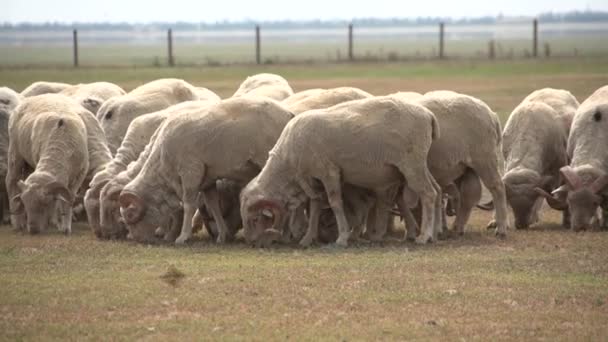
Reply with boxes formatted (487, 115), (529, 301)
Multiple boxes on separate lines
(86, 101), (214, 239)
(118, 98), (294, 244)
(0, 87), (22, 113)
(479, 89), (575, 229)
(21, 81), (71, 97)
(60, 82), (126, 115)
(240, 96), (440, 247)
(232, 73), (294, 101)
(536, 85), (608, 230)
(96, 78), (219, 153)
(284, 87), (373, 114)
(282, 89), (325, 107)
(6, 94), (89, 234)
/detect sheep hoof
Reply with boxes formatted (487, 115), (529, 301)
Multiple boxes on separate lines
(175, 235), (189, 245)
(415, 235), (433, 245)
(335, 236), (349, 247)
(299, 235), (314, 248)
(495, 230), (507, 239)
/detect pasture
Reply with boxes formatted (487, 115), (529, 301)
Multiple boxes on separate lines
(1, 58), (608, 340)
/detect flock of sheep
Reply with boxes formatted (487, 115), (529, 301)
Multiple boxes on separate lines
(0, 74), (606, 248)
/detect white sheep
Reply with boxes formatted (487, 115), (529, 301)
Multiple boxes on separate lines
(60, 82), (126, 115)
(21, 81), (71, 97)
(96, 78), (219, 153)
(232, 73), (294, 101)
(7, 94), (89, 234)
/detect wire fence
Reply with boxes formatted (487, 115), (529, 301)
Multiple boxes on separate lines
(0, 20), (607, 67)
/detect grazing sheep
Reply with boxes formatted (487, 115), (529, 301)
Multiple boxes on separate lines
(60, 82), (126, 115)
(537, 85), (608, 230)
(521, 88), (579, 135)
(285, 87), (373, 114)
(86, 101), (214, 239)
(240, 96), (440, 247)
(396, 91), (508, 239)
(96, 78), (219, 153)
(21, 81), (71, 97)
(232, 73), (294, 101)
(0, 87), (22, 113)
(282, 89), (325, 107)
(118, 98), (294, 244)
(480, 89), (574, 229)
(6, 94), (89, 234)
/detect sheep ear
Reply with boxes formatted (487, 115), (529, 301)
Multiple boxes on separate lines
(46, 182), (73, 203)
(10, 193), (24, 214)
(83, 96), (102, 112)
(590, 174), (608, 194)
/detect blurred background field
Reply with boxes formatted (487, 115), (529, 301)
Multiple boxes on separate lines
(1, 20), (607, 67)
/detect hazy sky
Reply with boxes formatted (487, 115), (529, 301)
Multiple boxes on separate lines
(3, 0), (608, 23)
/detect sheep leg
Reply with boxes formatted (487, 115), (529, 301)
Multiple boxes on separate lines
(476, 165), (509, 237)
(562, 208), (571, 228)
(56, 199), (73, 234)
(200, 187), (231, 244)
(175, 171), (206, 245)
(431, 178), (443, 241)
(300, 198), (321, 247)
(6, 145), (27, 231)
(452, 170), (481, 235)
(399, 165), (437, 245)
(367, 198), (391, 241)
(396, 195), (419, 241)
(321, 168), (350, 247)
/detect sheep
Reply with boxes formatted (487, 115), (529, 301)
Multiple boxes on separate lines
(0, 87), (22, 113)
(388, 91), (423, 102)
(6, 94), (89, 234)
(282, 89), (325, 107)
(86, 100), (215, 239)
(232, 73), (294, 101)
(479, 89), (575, 229)
(537, 85), (608, 231)
(117, 97), (294, 244)
(240, 96), (440, 247)
(21, 81), (71, 97)
(521, 88), (579, 135)
(96, 78), (219, 153)
(60, 82), (126, 115)
(284, 87), (373, 114)
(387, 91), (508, 240)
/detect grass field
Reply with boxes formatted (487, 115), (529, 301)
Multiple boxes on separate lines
(1, 59), (608, 340)
(1, 35), (607, 67)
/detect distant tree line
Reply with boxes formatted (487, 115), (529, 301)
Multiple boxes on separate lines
(1, 10), (607, 31)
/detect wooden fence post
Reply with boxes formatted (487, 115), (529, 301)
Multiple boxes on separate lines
(488, 40), (495, 59)
(439, 22), (445, 59)
(348, 23), (353, 61)
(167, 28), (174, 67)
(255, 25), (261, 65)
(532, 19), (538, 58)
(72, 29), (78, 67)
